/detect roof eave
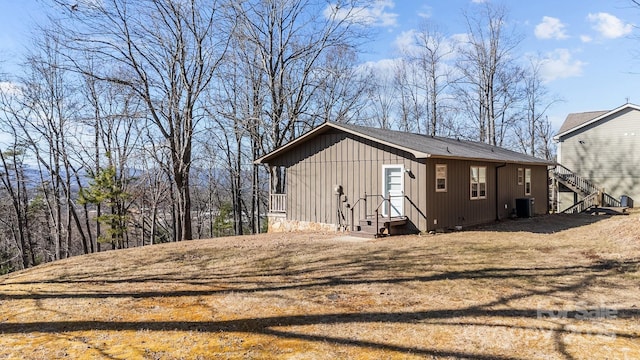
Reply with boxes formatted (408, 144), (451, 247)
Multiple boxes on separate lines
(555, 103), (640, 139)
(254, 122), (332, 164)
(255, 122), (432, 164)
(429, 154), (553, 166)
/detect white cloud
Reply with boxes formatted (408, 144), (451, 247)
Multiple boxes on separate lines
(587, 12), (632, 39)
(451, 33), (470, 44)
(580, 35), (592, 43)
(393, 30), (458, 62)
(418, 5), (432, 19)
(359, 58), (401, 81)
(324, 0), (398, 27)
(393, 30), (417, 52)
(535, 16), (568, 40)
(539, 49), (586, 82)
(471, 0), (487, 3)
(0, 81), (21, 96)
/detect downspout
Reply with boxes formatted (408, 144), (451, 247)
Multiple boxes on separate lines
(495, 163), (507, 221)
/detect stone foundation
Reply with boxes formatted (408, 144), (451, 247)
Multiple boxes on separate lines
(267, 213), (336, 233)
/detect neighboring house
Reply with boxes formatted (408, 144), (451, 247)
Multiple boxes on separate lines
(257, 122), (551, 235)
(553, 103), (640, 212)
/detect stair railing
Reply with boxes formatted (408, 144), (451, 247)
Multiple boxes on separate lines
(561, 192), (599, 214)
(554, 164), (624, 212)
(602, 192), (622, 207)
(350, 193), (405, 235)
(349, 192), (385, 231)
(553, 164), (599, 195)
(373, 193), (393, 236)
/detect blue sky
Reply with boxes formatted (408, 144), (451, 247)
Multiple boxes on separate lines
(356, 0), (640, 130)
(1, 0), (638, 131)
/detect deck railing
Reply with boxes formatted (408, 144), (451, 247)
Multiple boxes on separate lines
(269, 194), (287, 213)
(602, 192), (622, 207)
(553, 164), (599, 195)
(561, 192), (599, 214)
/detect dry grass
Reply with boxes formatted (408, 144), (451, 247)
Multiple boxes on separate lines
(1, 212), (639, 359)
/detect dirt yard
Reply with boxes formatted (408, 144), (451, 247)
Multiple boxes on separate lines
(0, 212), (639, 359)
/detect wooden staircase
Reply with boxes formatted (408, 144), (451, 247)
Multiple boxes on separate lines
(351, 216), (408, 238)
(550, 164), (624, 214)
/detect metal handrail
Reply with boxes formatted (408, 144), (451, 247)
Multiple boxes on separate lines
(350, 192), (404, 235)
(349, 193), (384, 231)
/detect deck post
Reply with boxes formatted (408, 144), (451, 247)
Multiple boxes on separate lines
(387, 191), (391, 222)
(386, 191), (391, 235)
(350, 206), (354, 232)
(375, 208), (379, 237)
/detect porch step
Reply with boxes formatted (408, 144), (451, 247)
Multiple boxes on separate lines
(351, 216), (409, 238)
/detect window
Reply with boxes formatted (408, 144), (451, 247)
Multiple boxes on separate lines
(517, 168), (523, 185)
(470, 166), (487, 200)
(524, 168), (532, 195)
(435, 164), (447, 192)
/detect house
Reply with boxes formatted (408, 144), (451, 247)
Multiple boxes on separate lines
(553, 103), (640, 212)
(256, 122), (551, 235)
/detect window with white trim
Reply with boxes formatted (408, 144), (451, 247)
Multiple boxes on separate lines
(517, 168), (523, 185)
(435, 164), (447, 192)
(524, 168), (532, 195)
(470, 166), (487, 200)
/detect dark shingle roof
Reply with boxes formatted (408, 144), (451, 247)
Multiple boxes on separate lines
(257, 121), (552, 165)
(557, 110), (608, 135)
(335, 122), (551, 164)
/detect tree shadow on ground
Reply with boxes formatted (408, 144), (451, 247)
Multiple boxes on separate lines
(1, 223), (639, 359)
(2, 258), (637, 301)
(1, 257), (639, 359)
(472, 213), (612, 234)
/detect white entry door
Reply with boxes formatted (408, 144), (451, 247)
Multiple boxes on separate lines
(382, 165), (404, 217)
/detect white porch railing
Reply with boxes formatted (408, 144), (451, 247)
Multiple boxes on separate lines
(269, 194), (286, 213)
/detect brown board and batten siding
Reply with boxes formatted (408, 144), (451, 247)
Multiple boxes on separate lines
(424, 160), (548, 230)
(268, 129), (428, 231)
(496, 164), (548, 219)
(259, 121), (552, 233)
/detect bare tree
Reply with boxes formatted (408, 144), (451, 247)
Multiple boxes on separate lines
(366, 71), (396, 130)
(314, 45), (370, 125)
(515, 57), (560, 158)
(456, 2), (523, 145)
(231, 0), (369, 194)
(53, 0), (229, 241)
(392, 59), (422, 133)
(10, 32), (92, 260)
(401, 23), (457, 136)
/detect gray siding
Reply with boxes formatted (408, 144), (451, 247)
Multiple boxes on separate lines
(558, 107), (640, 201)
